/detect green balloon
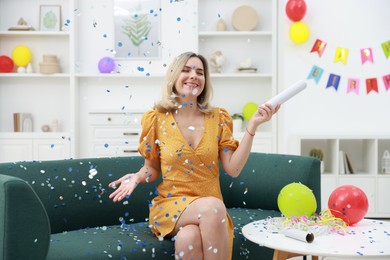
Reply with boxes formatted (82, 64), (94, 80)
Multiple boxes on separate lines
(242, 102), (258, 120)
(277, 182), (317, 217)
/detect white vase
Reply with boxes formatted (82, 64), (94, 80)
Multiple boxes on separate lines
(216, 18), (227, 31)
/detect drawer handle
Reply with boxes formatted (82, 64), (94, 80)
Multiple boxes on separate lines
(107, 117), (112, 121)
(123, 132), (139, 136)
(123, 150), (138, 153)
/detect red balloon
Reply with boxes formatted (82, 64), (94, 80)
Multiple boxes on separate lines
(286, 0), (307, 22)
(328, 185), (368, 226)
(0, 55), (14, 73)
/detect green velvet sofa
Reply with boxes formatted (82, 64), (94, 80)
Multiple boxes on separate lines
(0, 153), (320, 260)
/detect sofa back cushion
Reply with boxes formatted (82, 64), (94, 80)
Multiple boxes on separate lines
(0, 157), (162, 234)
(219, 153), (321, 211)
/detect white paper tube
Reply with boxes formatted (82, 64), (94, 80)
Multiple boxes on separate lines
(282, 228), (314, 243)
(267, 80), (307, 108)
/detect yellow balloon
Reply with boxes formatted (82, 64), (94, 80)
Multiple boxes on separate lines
(12, 46), (32, 67)
(289, 22), (310, 44)
(242, 102), (258, 120)
(277, 182), (317, 217)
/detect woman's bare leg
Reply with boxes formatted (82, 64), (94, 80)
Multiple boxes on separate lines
(169, 197), (230, 260)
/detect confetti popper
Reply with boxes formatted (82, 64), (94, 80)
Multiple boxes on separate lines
(282, 228), (314, 243)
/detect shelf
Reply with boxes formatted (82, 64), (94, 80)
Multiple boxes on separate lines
(199, 31), (272, 37)
(0, 132), (71, 139)
(0, 73), (70, 78)
(210, 73), (272, 78)
(298, 136), (390, 218)
(0, 31), (69, 37)
(75, 73), (164, 78)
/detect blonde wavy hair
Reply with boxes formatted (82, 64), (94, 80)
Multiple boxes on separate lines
(154, 52), (214, 114)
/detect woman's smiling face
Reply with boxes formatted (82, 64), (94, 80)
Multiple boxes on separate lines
(174, 57), (205, 99)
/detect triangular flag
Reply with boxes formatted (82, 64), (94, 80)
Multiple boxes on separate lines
(382, 40), (390, 59)
(383, 74), (390, 91)
(347, 78), (360, 94)
(360, 48), (374, 64)
(307, 65), (324, 84)
(366, 78), (378, 94)
(310, 39), (327, 57)
(326, 74), (341, 91)
(334, 47), (349, 64)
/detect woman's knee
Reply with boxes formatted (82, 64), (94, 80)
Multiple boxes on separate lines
(198, 197), (227, 220)
(174, 225), (203, 259)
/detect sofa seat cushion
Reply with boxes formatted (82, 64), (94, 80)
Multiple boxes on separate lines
(47, 208), (281, 260)
(47, 222), (174, 260)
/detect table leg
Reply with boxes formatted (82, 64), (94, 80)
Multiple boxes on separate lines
(273, 250), (319, 260)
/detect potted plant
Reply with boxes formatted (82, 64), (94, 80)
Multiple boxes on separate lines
(309, 148), (325, 173)
(231, 113), (244, 133)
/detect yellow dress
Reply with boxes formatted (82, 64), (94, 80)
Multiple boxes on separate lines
(138, 107), (239, 258)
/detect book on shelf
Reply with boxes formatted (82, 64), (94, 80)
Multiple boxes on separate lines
(13, 113), (33, 132)
(338, 150), (355, 174)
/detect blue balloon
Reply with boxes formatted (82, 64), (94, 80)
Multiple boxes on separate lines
(98, 57), (115, 73)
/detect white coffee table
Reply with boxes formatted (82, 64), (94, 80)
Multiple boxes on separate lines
(242, 218), (390, 259)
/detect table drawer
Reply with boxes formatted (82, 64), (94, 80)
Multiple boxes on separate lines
(92, 143), (140, 157)
(93, 127), (140, 139)
(89, 112), (143, 127)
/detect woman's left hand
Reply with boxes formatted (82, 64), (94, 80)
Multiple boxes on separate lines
(250, 103), (280, 127)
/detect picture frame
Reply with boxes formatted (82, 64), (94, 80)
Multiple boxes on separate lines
(113, 0), (161, 59)
(39, 5), (61, 31)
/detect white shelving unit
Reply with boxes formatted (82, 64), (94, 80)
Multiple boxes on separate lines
(0, 0), (75, 162)
(298, 136), (390, 218)
(198, 0), (278, 151)
(1, 0), (278, 161)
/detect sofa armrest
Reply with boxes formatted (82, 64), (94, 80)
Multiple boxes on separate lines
(221, 153), (321, 212)
(0, 175), (50, 260)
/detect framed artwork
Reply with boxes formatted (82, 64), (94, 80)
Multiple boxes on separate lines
(39, 5), (61, 31)
(114, 0), (161, 59)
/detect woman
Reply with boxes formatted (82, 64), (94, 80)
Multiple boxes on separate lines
(109, 52), (279, 260)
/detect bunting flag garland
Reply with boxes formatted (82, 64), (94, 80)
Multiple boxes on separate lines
(366, 78), (379, 94)
(307, 38), (390, 95)
(307, 65), (324, 83)
(310, 39), (327, 57)
(334, 47), (349, 64)
(382, 40), (390, 59)
(383, 74), (390, 91)
(326, 74), (341, 91)
(347, 78), (360, 94)
(360, 48), (374, 64)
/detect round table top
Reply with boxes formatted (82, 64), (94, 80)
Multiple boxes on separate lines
(242, 218), (390, 258)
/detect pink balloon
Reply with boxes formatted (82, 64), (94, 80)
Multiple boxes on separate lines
(328, 185), (369, 226)
(286, 0), (307, 22)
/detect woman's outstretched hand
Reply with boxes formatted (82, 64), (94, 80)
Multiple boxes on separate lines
(108, 173), (140, 202)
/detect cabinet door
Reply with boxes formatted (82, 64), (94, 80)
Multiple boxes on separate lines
(338, 177), (376, 216)
(0, 139), (33, 162)
(320, 175), (337, 210)
(33, 139), (71, 161)
(377, 177), (390, 214)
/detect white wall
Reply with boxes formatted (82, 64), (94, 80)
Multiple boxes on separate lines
(277, 0), (390, 154)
